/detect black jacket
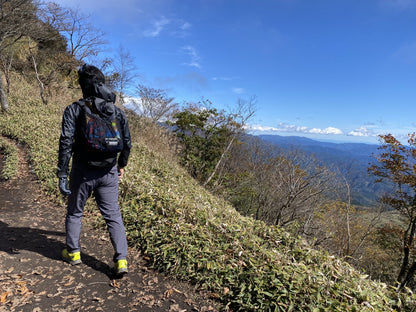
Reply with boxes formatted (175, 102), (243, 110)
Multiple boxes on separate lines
(57, 97), (132, 178)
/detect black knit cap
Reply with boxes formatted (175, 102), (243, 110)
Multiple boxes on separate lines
(78, 64), (106, 99)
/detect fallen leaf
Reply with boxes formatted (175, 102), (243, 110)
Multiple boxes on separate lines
(169, 303), (187, 312)
(19, 285), (29, 295)
(1, 292), (11, 303)
(164, 288), (174, 298)
(110, 280), (120, 288)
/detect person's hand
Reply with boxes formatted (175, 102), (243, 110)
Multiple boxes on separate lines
(59, 177), (71, 196)
(118, 167), (124, 179)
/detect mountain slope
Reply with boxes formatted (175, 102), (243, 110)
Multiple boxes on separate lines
(258, 135), (387, 206)
(0, 76), (413, 311)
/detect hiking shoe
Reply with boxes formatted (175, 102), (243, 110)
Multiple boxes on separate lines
(61, 249), (82, 265)
(114, 259), (128, 275)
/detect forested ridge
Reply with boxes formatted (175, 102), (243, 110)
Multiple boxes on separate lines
(258, 134), (391, 206)
(1, 1), (415, 310)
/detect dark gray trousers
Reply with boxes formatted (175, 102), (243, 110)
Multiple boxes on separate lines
(66, 164), (128, 261)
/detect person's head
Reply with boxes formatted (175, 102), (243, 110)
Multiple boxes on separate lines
(78, 64), (116, 102)
(78, 64), (106, 99)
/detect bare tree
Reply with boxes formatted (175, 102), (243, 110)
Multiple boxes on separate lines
(133, 84), (178, 122)
(0, 0), (37, 111)
(225, 136), (335, 236)
(16, 2), (75, 104)
(37, 2), (68, 31)
(225, 136), (278, 216)
(314, 168), (383, 259)
(0, 0), (35, 47)
(337, 169), (382, 260)
(61, 7), (107, 62)
(204, 96), (256, 187)
(108, 46), (138, 103)
(265, 150), (334, 232)
(0, 75), (7, 110)
(0, 39), (15, 93)
(38, 2), (107, 63)
(28, 38), (48, 104)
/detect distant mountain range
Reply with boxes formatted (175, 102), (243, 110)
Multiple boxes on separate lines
(257, 135), (388, 207)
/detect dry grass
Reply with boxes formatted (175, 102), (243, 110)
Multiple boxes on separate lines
(124, 110), (179, 165)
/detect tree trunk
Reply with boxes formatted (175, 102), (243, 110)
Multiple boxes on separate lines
(397, 218), (416, 290)
(399, 261), (416, 290)
(343, 176), (352, 257)
(203, 134), (236, 187)
(29, 39), (48, 105)
(0, 72), (9, 111)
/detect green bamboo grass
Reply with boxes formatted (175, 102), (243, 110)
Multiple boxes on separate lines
(0, 76), (414, 311)
(0, 137), (18, 180)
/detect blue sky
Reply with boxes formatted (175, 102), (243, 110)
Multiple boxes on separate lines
(53, 0), (416, 144)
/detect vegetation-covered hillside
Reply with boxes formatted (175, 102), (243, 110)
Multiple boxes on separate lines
(0, 1), (415, 310)
(0, 73), (414, 311)
(258, 134), (388, 207)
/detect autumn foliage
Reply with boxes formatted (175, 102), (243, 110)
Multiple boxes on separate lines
(369, 133), (416, 290)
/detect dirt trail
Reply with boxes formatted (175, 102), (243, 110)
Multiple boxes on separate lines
(0, 141), (219, 312)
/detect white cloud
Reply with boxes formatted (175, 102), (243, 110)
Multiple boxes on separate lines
(247, 123), (344, 136)
(246, 124), (280, 132)
(276, 123), (309, 133)
(248, 122), (389, 140)
(123, 96), (141, 111)
(181, 46), (201, 69)
(309, 127), (344, 135)
(171, 20), (192, 38)
(233, 88), (245, 94)
(143, 16), (171, 37)
(275, 123), (343, 135)
(347, 126), (378, 137)
(180, 22), (192, 31)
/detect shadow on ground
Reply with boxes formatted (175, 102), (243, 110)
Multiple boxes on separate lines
(0, 220), (124, 279)
(0, 139), (219, 311)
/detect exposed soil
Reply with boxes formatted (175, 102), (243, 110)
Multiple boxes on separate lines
(0, 140), (220, 312)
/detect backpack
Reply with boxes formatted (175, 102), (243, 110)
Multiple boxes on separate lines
(78, 100), (123, 154)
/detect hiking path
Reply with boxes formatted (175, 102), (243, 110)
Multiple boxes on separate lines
(0, 139), (218, 312)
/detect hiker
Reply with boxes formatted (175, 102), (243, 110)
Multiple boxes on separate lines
(57, 64), (132, 275)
